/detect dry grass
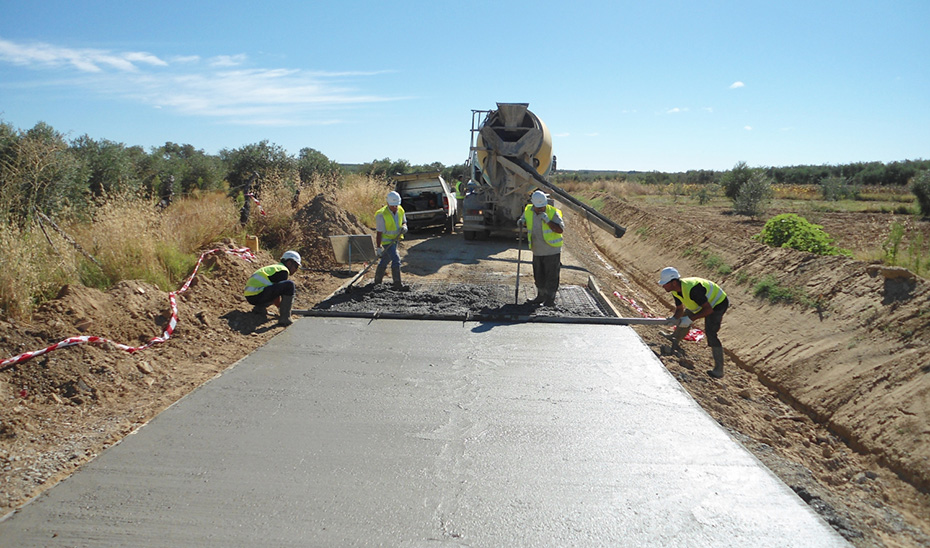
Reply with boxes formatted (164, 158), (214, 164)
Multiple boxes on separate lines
(560, 179), (659, 200)
(0, 192), (241, 320)
(334, 174), (392, 228)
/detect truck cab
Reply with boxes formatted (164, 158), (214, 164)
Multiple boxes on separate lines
(392, 172), (457, 234)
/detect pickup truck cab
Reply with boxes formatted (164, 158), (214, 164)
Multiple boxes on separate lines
(393, 172), (457, 233)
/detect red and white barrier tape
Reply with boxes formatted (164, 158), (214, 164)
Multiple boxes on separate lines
(245, 193), (266, 216)
(613, 291), (705, 342)
(1, 247), (256, 369)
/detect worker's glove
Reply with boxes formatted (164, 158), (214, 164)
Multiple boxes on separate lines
(538, 213), (549, 223)
(678, 315), (693, 328)
(401, 225), (408, 235)
(516, 218), (526, 227)
(376, 247), (383, 258)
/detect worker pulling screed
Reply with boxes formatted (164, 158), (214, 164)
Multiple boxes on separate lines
(659, 267), (729, 378)
(374, 191), (409, 290)
(243, 250), (301, 327)
(518, 190), (565, 306)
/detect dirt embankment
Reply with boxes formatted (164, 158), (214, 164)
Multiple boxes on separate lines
(587, 196), (930, 491)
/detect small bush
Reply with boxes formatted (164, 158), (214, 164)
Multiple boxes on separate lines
(755, 213), (849, 256)
(910, 170), (930, 218)
(820, 176), (860, 201)
(754, 275), (803, 304)
(733, 172), (774, 219)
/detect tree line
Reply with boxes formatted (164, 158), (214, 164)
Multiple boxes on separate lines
(555, 159), (930, 188)
(0, 120), (468, 228)
(3, 118), (926, 227)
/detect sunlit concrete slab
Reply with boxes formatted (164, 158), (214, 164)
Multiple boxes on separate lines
(0, 318), (849, 547)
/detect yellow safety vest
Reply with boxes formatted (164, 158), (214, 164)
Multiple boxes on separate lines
(523, 204), (563, 250)
(377, 205), (406, 246)
(454, 180), (465, 199)
(673, 277), (727, 313)
(244, 263), (288, 297)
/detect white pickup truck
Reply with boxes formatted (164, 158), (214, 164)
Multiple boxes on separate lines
(392, 172), (457, 234)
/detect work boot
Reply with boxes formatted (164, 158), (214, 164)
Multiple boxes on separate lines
(543, 288), (558, 307)
(708, 346), (725, 378)
(391, 269), (409, 291)
(250, 305), (267, 318)
(526, 289), (545, 305)
(277, 294), (294, 327)
(662, 326), (689, 353)
(373, 263), (387, 285)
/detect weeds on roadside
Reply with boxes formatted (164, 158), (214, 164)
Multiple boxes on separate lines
(1, 192), (240, 320)
(682, 248), (733, 276)
(333, 174), (391, 228)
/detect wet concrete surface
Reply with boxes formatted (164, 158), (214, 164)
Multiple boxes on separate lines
(314, 282), (609, 318)
(0, 318), (849, 547)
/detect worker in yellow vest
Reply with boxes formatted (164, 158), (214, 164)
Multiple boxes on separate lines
(658, 267), (729, 378)
(374, 191), (409, 290)
(243, 250), (301, 326)
(518, 190), (564, 306)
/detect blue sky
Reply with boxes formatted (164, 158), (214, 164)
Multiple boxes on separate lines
(1, 1), (927, 172)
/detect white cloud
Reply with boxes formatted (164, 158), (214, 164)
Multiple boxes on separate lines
(0, 37), (400, 126)
(667, 107), (688, 114)
(209, 54), (248, 67)
(730, 81), (745, 89)
(744, 126), (753, 131)
(0, 37), (166, 72)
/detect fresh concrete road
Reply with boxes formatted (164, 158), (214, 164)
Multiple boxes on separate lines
(0, 318), (849, 547)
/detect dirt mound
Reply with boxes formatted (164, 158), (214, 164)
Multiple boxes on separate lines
(586, 194), (930, 492)
(293, 193), (372, 271)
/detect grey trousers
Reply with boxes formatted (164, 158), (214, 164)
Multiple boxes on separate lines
(532, 253), (561, 298)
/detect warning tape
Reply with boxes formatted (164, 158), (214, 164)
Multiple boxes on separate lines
(245, 193), (266, 216)
(612, 291), (705, 342)
(1, 247), (256, 370)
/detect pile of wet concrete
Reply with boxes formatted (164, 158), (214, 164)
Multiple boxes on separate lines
(311, 282), (608, 320)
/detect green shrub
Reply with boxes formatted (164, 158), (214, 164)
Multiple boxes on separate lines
(910, 170), (930, 218)
(755, 213), (850, 256)
(820, 176), (859, 201)
(733, 172), (774, 218)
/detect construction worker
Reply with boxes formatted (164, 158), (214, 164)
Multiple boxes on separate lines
(518, 190), (564, 306)
(658, 267), (729, 378)
(243, 250), (301, 327)
(374, 191), (408, 290)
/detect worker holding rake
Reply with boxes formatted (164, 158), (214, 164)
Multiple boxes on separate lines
(374, 191), (409, 290)
(519, 190), (565, 307)
(659, 267), (729, 379)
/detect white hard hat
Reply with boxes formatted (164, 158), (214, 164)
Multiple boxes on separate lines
(387, 191), (402, 206)
(531, 190), (548, 208)
(658, 267), (680, 285)
(281, 250), (302, 267)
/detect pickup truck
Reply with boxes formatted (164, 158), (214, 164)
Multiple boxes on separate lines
(392, 172), (457, 233)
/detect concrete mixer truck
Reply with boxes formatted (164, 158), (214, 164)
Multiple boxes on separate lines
(463, 102), (626, 241)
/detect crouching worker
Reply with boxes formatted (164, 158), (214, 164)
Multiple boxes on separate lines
(658, 267), (729, 378)
(244, 250), (301, 327)
(374, 191), (408, 290)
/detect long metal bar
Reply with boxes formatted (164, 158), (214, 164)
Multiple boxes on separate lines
(294, 308), (673, 326)
(497, 156), (627, 238)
